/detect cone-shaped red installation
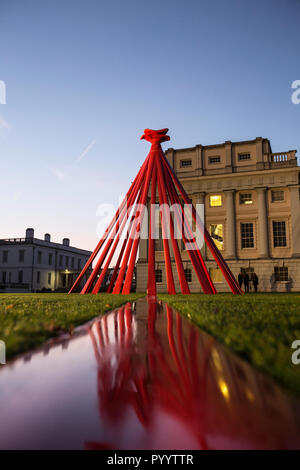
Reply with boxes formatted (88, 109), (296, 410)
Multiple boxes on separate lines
(69, 129), (242, 295)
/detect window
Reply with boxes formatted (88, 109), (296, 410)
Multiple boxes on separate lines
(18, 271), (23, 283)
(184, 269), (192, 283)
(37, 271), (40, 284)
(48, 273), (52, 285)
(271, 190), (284, 202)
(240, 193), (253, 205)
(71, 257), (74, 269)
(65, 256), (69, 268)
(37, 251), (42, 264)
(1, 271), (6, 283)
(209, 155), (221, 164)
(273, 221), (287, 247)
(209, 195), (222, 207)
(274, 267), (288, 282)
(180, 159), (192, 168)
(155, 269), (162, 283)
(210, 224), (223, 250)
(2, 251), (8, 263)
(18, 250), (25, 262)
(241, 223), (254, 248)
(209, 268), (223, 283)
(48, 253), (53, 265)
(78, 259), (81, 270)
(59, 255), (63, 267)
(238, 153), (251, 161)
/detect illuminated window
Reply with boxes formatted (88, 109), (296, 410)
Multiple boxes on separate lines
(210, 224), (223, 250)
(240, 193), (253, 205)
(155, 269), (162, 283)
(184, 268), (192, 283)
(271, 190), (284, 202)
(180, 159), (192, 168)
(209, 195), (222, 207)
(209, 268), (223, 283)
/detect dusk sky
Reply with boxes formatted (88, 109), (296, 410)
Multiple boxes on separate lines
(1, 0), (299, 251)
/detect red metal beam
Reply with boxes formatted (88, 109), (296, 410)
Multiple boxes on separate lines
(161, 152), (242, 294)
(147, 166), (157, 297)
(69, 154), (150, 293)
(156, 156), (190, 294)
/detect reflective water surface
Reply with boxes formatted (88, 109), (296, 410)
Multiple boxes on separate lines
(0, 298), (300, 450)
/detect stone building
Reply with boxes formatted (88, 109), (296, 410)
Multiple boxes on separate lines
(137, 137), (300, 292)
(0, 228), (92, 293)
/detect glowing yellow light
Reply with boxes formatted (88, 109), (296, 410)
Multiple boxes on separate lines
(245, 388), (255, 402)
(211, 348), (222, 372)
(210, 195), (222, 207)
(210, 224), (223, 251)
(218, 379), (230, 401)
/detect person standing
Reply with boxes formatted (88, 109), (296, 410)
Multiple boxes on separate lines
(244, 272), (249, 293)
(238, 271), (244, 289)
(252, 272), (259, 293)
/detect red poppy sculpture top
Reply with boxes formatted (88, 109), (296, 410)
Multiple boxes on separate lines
(141, 128), (170, 144)
(69, 128), (242, 296)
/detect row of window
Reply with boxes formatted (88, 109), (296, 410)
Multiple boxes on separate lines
(209, 190), (284, 207)
(240, 221), (287, 248)
(0, 271), (53, 284)
(179, 153), (252, 168)
(1, 271), (24, 284)
(0, 271), (53, 285)
(154, 220), (287, 252)
(0, 250), (82, 269)
(154, 266), (289, 283)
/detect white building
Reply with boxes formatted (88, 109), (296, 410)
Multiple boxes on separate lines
(137, 137), (300, 292)
(0, 228), (92, 293)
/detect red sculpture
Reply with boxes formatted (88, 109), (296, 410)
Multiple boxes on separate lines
(69, 129), (242, 295)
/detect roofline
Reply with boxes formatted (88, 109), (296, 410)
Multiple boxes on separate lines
(0, 237), (92, 255)
(165, 137), (272, 153)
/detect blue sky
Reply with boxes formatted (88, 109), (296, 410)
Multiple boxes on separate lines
(1, 0), (299, 251)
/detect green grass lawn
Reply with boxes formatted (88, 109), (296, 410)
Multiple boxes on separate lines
(0, 293), (143, 359)
(158, 293), (300, 395)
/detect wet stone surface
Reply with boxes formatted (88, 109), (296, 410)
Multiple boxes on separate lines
(0, 297), (299, 450)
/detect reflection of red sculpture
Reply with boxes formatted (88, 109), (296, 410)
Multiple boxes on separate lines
(69, 129), (242, 295)
(84, 300), (299, 450)
(85, 300), (212, 450)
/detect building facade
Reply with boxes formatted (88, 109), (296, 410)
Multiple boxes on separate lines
(137, 137), (300, 292)
(0, 228), (92, 293)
